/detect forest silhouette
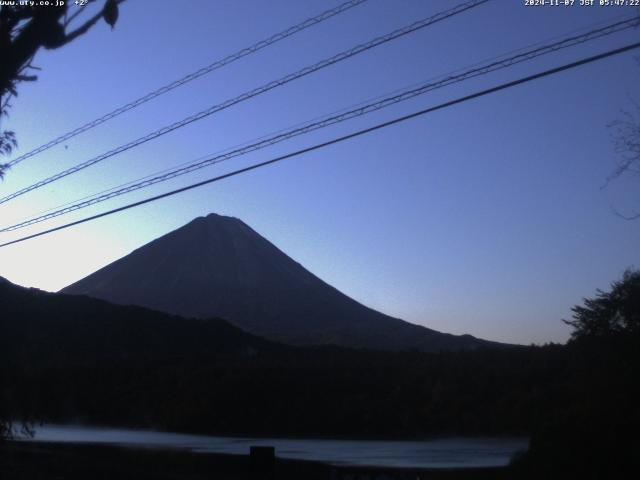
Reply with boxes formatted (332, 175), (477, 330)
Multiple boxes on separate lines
(1, 271), (638, 478)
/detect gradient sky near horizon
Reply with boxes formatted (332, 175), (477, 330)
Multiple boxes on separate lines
(1, 0), (639, 345)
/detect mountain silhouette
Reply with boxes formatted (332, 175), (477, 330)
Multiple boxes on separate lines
(62, 213), (498, 351)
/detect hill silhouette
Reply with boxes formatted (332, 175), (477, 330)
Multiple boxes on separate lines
(1, 275), (557, 438)
(0, 275), (277, 363)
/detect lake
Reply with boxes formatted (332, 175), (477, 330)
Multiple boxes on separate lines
(19, 425), (528, 469)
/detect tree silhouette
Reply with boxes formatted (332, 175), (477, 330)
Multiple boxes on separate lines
(0, 0), (122, 438)
(515, 269), (640, 477)
(564, 269), (640, 340)
(0, 0), (123, 179)
(607, 59), (640, 219)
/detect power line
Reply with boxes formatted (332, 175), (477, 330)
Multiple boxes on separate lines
(0, 0), (489, 206)
(4, 0), (369, 168)
(2, 15), (637, 233)
(2, 40), (638, 249)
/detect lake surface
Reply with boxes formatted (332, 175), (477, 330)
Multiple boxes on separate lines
(22, 425), (528, 469)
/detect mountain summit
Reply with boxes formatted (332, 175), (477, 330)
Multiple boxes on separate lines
(62, 213), (496, 351)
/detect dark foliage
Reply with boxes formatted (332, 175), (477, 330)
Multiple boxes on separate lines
(564, 269), (640, 339)
(514, 270), (640, 478)
(0, 278), (564, 439)
(0, 0), (122, 178)
(2, 271), (638, 478)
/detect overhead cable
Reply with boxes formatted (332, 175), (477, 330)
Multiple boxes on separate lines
(0, 0), (489, 205)
(4, 0), (370, 168)
(2, 40), (638, 249)
(2, 14), (637, 233)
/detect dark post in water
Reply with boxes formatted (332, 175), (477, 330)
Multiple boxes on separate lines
(250, 446), (275, 480)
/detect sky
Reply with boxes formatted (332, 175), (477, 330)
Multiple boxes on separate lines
(0, 0), (639, 345)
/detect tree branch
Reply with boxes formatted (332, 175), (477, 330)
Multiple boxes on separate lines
(611, 205), (640, 221)
(61, 0), (126, 46)
(64, 0), (99, 28)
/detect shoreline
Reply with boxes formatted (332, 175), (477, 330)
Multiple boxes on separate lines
(15, 423), (527, 470)
(16, 420), (530, 442)
(1, 440), (516, 480)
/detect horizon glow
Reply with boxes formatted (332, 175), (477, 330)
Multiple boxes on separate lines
(0, 0), (639, 345)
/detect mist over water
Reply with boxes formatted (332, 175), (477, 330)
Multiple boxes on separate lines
(24, 425), (528, 468)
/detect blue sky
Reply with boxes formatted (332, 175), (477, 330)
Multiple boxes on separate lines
(0, 0), (639, 344)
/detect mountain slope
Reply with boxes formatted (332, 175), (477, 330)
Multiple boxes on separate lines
(62, 213), (498, 352)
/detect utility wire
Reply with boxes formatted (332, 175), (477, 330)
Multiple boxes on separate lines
(0, 0), (489, 205)
(4, 0), (369, 168)
(2, 15), (637, 233)
(1, 40), (638, 249)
